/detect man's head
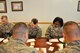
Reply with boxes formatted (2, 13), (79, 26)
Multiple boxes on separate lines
(12, 22), (28, 42)
(63, 21), (80, 43)
(30, 18), (38, 28)
(1, 15), (8, 24)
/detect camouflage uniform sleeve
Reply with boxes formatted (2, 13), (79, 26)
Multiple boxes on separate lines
(36, 27), (42, 38)
(32, 48), (39, 53)
(0, 48), (5, 53)
(54, 50), (66, 53)
(57, 27), (63, 37)
(27, 45), (39, 53)
(9, 23), (13, 30)
(14, 45), (39, 53)
(9, 23), (13, 33)
(54, 48), (70, 53)
(16, 49), (39, 53)
(54, 47), (79, 53)
(0, 44), (6, 53)
(45, 26), (51, 38)
(0, 24), (3, 32)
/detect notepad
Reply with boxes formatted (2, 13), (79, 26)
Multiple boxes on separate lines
(27, 39), (35, 42)
(59, 38), (64, 42)
(0, 38), (4, 42)
(29, 45), (34, 48)
(35, 48), (47, 53)
(46, 42), (52, 45)
(41, 48), (47, 53)
(57, 43), (63, 50)
(49, 39), (58, 42)
(30, 42), (35, 46)
(35, 48), (39, 50)
(48, 46), (54, 51)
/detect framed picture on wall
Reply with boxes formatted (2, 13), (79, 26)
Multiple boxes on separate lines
(0, 0), (7, 13)
(77, 1), (80, 11)
(11, 1), (23, 11)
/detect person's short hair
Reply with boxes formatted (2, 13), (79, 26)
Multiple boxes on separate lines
(31, 18), (38, 24)
(53, 17), (63, 27)
(1, 15), (8, 19)
(63, 21), (79, 29)
(12, 22), (28, 36)
(63, 21), (80, 37)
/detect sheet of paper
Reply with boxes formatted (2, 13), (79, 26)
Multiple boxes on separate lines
(41, 48), (47, 53)
(29, 45), (34, 48)
(46, 42), (52, 45)
(27, 39), (35, 42)
(48, 46), (54, 51)
(30, 42), (35, 46)
(59, 38), (64, 42)
(35, 48), (39, 50)
(0, 38), (4, 42)
(57, 43), (63, 50)
(49, 39), (58, 42)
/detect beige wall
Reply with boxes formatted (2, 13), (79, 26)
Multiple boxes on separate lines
(0, 0), (80, 22)
(38, 24), (50, 37)
(0, 0), (80, 37)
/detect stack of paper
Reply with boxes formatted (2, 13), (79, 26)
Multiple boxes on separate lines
(48, 46), (54, 51)
(57, 43), (63, 50)
(35, 48), (39, 50)
(46, 42), (52, 45)
(41, 48), (47, 53)
(59, 38), (64, 42)
(49, 39), (58, 42)
(35, 48), (47, 53)
(0, 38), (4, 42)
(27, 39), (35, 48)
(27, 39), (35, 42)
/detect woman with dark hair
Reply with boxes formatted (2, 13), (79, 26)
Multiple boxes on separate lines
(45, 17), (63, 38)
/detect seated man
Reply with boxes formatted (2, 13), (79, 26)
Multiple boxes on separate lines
(28, 18), (42, 39)
(0, 15), (13, 38)
(45, 17), (63, 39)
(55, 21), (80, 53)
(0, 22), (43, 53)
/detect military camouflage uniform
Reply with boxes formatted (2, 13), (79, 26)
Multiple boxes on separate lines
(0, 37), (39, 53)
(28, 24), (42, 39)
(55, 40), (80, 53)
(45, 24), (63, 38)
(0, 23), (13, 37)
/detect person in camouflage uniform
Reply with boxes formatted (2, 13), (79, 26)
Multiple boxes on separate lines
(0, 37), (39, 53)
(0, 15), (13, 38)
(55, 21), (80, 53)
(28, 18), (42, 39)
(0, 22), (41, 53)
(45, 17), (63, 38)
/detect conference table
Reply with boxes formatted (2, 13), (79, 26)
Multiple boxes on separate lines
(26, 37), (64, 53)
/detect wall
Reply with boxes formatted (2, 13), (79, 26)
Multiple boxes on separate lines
(0, 0), (80, 36)
(0, 0), (80, 22)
